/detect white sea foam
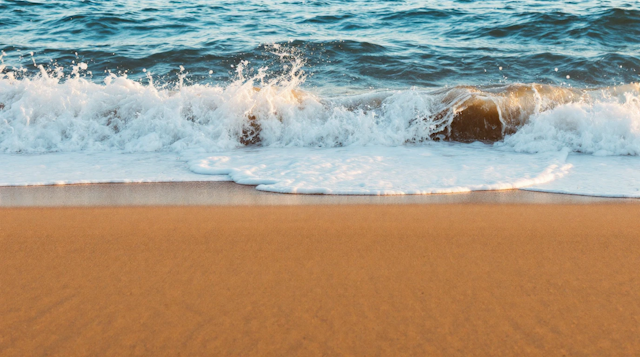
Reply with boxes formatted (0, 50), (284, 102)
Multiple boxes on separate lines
(1, 63), (640, 198)
(0, 65), (484, 152)
(187, 144), (570, 195)
(1, 62), (639, 154)
(501, 90), (640, 155)
(0, 152), (229, 186)
(525, 154), (640, 198)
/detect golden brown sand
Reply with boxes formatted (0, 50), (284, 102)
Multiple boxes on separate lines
(1, 204), (639, 356)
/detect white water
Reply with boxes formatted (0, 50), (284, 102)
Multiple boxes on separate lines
(1, 65), (639, 198)
(501, 91), (640, 156)
(187, 144), (570, 195)
(0, 152), (229, 186)
(3, 145), (639, 198)
(525, 154), (640, 198)
(0, 64), (491, 152)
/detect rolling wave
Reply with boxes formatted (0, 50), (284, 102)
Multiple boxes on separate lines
(0, 62), (638, 155)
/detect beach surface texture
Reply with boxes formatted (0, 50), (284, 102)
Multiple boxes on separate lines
(2, 203), (639, 356)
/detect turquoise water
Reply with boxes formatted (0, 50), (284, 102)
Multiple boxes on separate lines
(2, 0), (638, 89)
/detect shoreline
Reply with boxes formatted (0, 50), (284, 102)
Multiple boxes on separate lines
(1, 181), (638, 207)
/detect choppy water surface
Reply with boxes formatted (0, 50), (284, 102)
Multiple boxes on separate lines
(0, 0), (639, 197)
(2, 0), (639, 88)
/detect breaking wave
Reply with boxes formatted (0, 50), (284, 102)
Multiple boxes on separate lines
(0, 58), (639, 155)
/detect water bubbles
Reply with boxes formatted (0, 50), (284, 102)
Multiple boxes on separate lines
(179, 65), (185, 72)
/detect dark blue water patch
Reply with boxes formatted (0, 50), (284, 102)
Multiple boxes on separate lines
(300, 14), (356, 24)
(379, 8), (466, 21)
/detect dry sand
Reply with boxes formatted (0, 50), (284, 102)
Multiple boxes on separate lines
(1, 204), (639, 356)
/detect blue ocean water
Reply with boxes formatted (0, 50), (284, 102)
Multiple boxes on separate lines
(1, 0), (639, 89)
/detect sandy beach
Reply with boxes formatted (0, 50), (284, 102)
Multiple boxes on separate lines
(1, 195), (639, 356)
(3, 0), (640, 355)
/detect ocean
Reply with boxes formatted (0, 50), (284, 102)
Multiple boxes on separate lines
(1, 0), (639, 196)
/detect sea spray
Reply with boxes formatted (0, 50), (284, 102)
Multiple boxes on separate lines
(501, 88), (640, 155)
(2, 59), (639, 154)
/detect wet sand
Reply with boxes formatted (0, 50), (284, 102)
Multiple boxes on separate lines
(0, 181), (633, 206)
(1, 202), (639, 356)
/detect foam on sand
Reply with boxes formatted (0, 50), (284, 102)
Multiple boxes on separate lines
(0, 152), (229, 186)
(187, 144), (570, 195)
(525, 154), (640, 198)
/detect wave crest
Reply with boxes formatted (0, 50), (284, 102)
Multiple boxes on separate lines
(0, 61), (638, 155)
